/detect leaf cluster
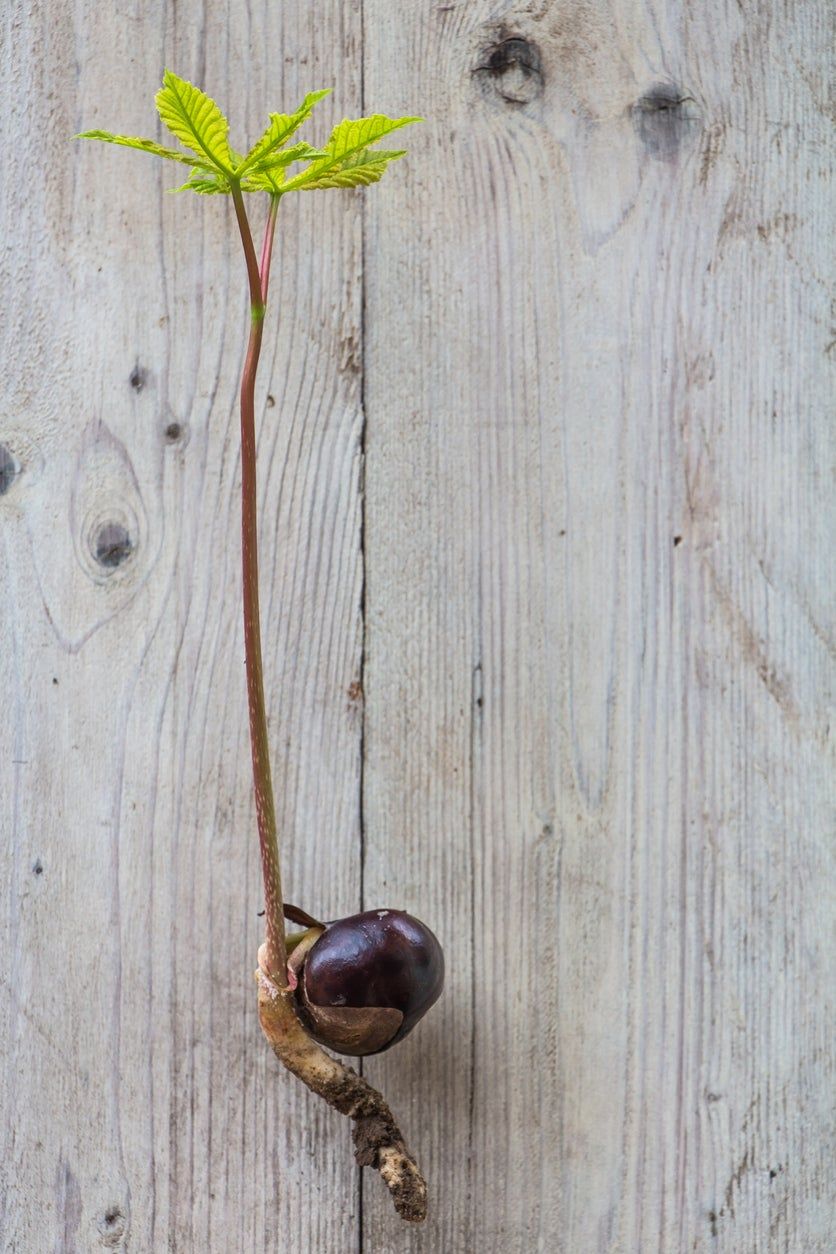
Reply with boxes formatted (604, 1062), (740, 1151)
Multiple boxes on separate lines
(76, 70), (419, 197)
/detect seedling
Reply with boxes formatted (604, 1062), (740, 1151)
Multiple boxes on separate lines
(77, 70), (443, 1223)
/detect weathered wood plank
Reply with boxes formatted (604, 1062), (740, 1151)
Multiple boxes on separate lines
(363, 2), (834, 1251)
(1, 3), (365, 1250)
(1, 0), (833, 1251)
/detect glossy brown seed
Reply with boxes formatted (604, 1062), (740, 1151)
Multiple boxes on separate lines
(296, 909), (444, 1056)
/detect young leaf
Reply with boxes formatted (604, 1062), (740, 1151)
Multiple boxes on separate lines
(240, 144), (328, 194)
(155, 70), (233, 174)
(282, 114), (420, 192)
(75, 130), (214, 169)
(293, 148), (407, 190)
(237, 89), (331, 175)
(255, 141), (328, 172)
(239, 169), (283, 194)
(170, 170), (231, 195)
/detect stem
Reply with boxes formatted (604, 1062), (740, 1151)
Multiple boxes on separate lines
(233, 185), (429, 1223)
(260, 195), (280, 302)
(231, 183), (285, 984)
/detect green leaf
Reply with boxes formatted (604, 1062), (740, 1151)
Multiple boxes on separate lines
(237, 89), (331, 175)
(170, 169), (231, 195)
(239, 169), (283, 194)
(295, 147), (407, 190)
(282, 114), (420, 192)
(155, 70), (233, 174)
(239, 144), (328, 195)
(256, 141), (328, 172)
(77, 84), (419, 203)
(75, 130), (214, 169)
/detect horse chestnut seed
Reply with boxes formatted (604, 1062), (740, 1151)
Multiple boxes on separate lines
(294, 909), (444, 1056)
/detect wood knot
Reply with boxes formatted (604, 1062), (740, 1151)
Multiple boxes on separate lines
(97, 1206), (127, 1246)
(631, 85), (701, 160)
(128, 363), (148, 392)
(474, 36), (544, 106)
(0, 444), (19, 495)
(93, 521), (134, 569)
(347, 679), (363, 705)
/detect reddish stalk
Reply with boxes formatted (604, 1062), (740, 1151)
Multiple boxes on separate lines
(259, 195), (280, 300)
(231, 184), (285, 985)
(230, 184), (428, 1221)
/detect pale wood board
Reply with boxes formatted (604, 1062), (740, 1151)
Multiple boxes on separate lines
(1, 1), (833, 1252)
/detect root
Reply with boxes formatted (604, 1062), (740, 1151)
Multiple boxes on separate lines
(256, 947), (428, 1223)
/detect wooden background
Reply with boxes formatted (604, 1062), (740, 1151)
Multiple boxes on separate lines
(1, 2), (833, 1250)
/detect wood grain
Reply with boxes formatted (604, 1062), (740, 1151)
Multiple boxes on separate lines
(362, 1), (834, 1251)
(1, 1), (833, 1251)
(1, 3), (365, 1251)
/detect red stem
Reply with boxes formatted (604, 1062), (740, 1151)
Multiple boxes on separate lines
(260, 196), (279, 302)
(231, 186), (285, 983)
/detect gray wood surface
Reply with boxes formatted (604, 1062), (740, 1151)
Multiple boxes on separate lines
(1, 2), (833, 1251)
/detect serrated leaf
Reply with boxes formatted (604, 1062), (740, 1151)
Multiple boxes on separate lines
(184, 180), (229, 195)
(240, 144), (327, 194)
(237, 89), (331, 174)
(298, 148), (407, 190)
(258, 141), (328, 171)
(75, 130), (213, 169)
(239, 170), (283, 194)
(170, 169), (231, 195)
(155, 70), (233, 173)
(283, 114), (420, 192)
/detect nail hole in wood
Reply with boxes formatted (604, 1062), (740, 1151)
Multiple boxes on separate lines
(94, 522), (134, 569)
(0, 445), (19, 495)
(266, 394), (276, 408)
(474, 36), (544, 106)
(32, 860), (43, 876)
(673, 535), (683, 547)
(164, 422), (182, 443)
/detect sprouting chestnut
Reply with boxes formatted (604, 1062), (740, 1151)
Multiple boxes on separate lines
(292, 909), (444, 1057)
